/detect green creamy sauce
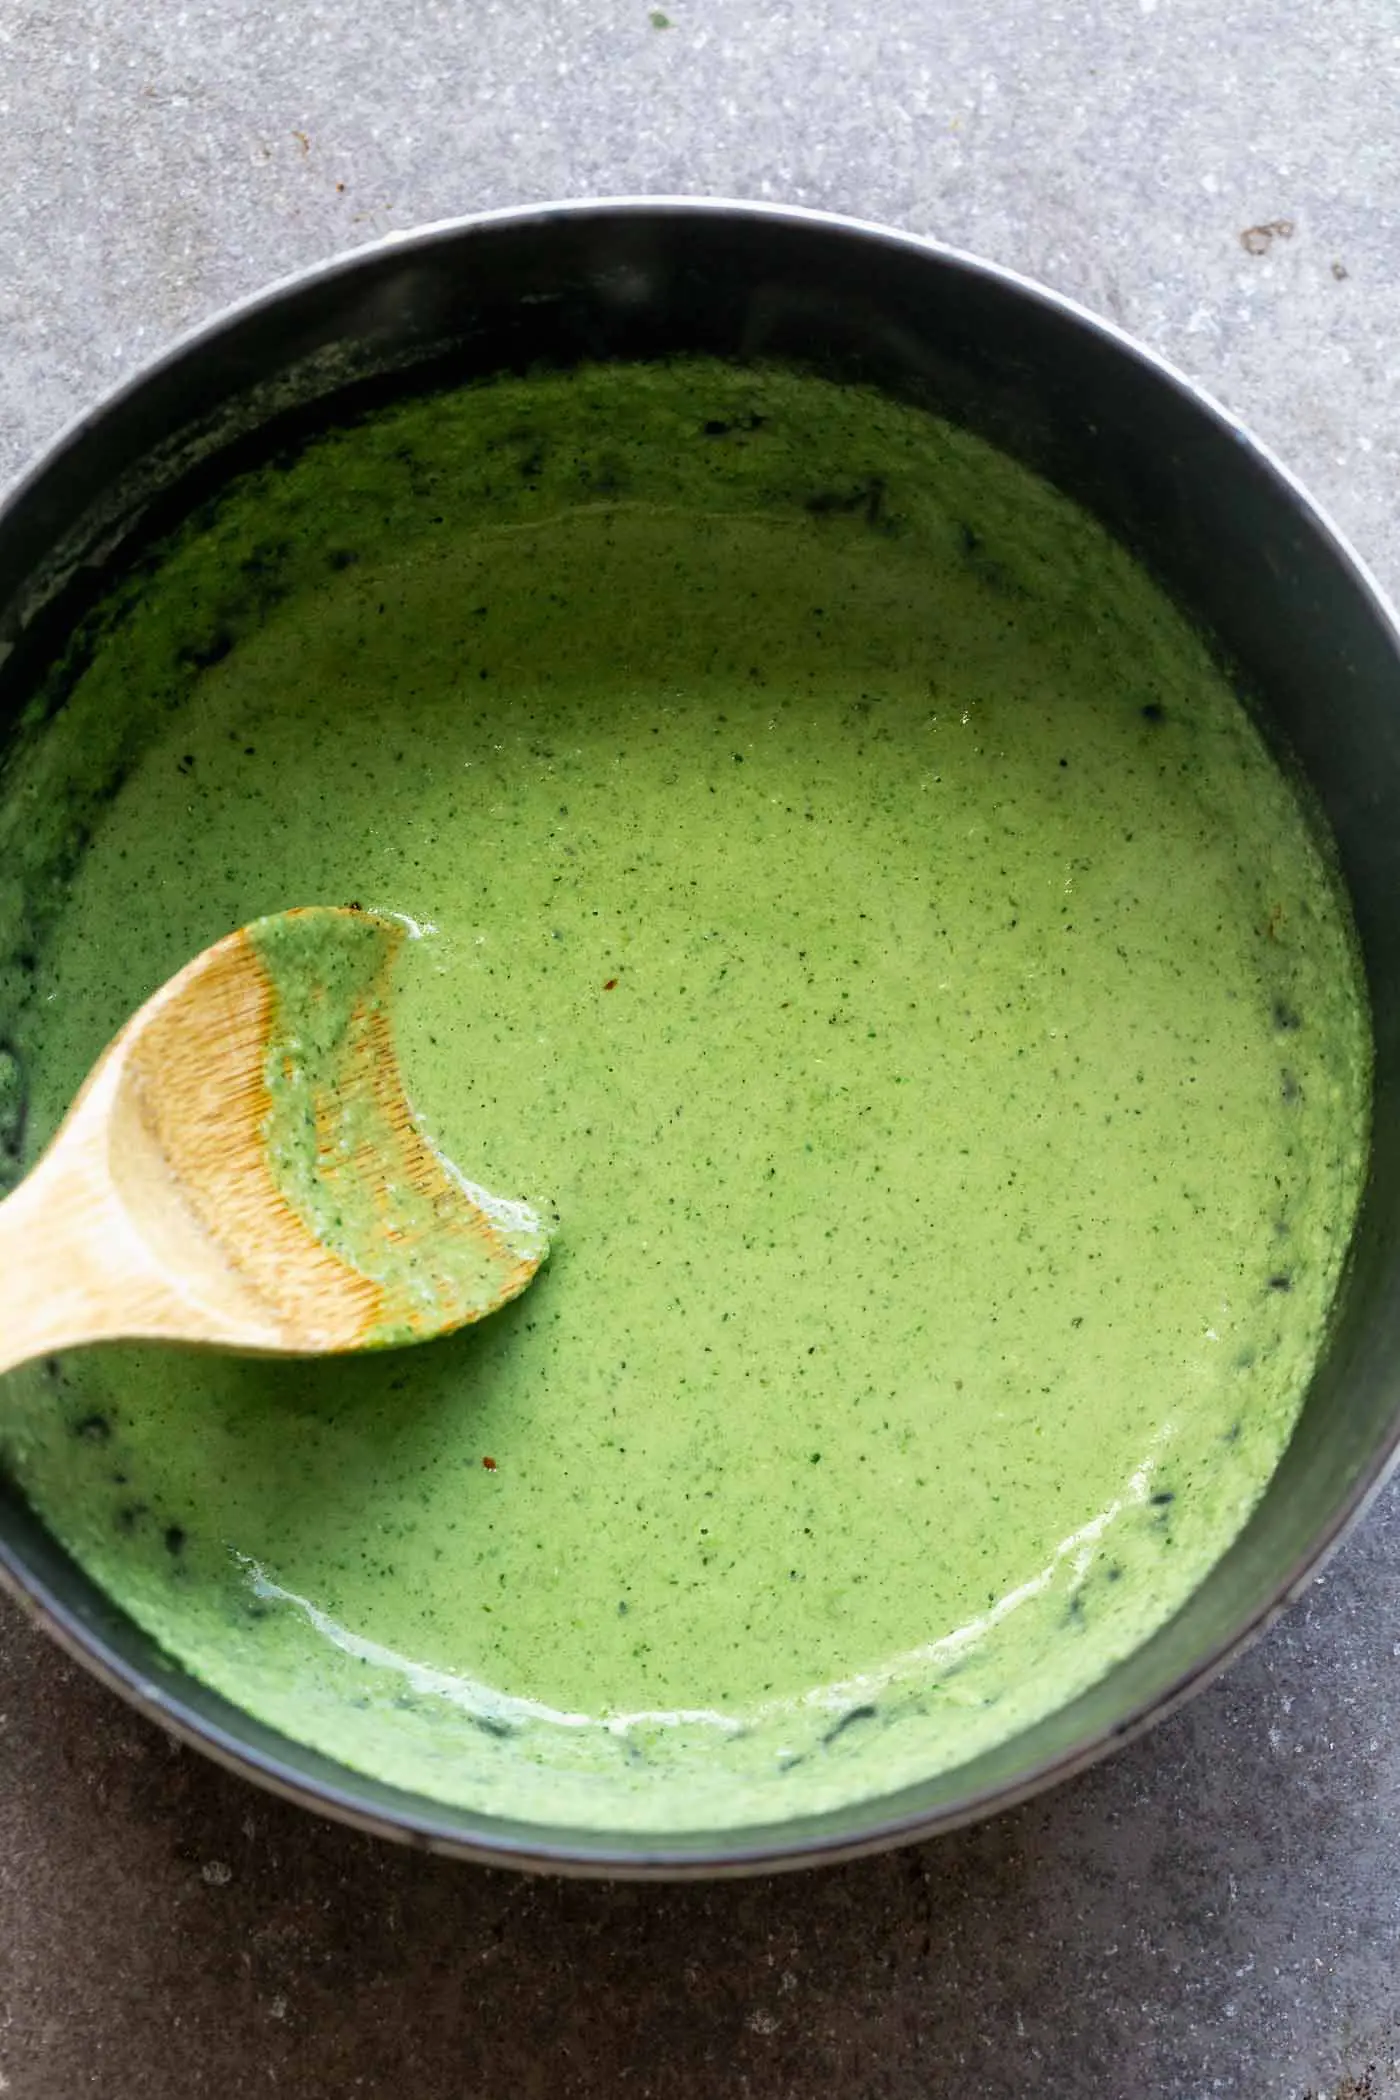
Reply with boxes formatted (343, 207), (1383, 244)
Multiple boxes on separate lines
(0, 361), (1371, 1831)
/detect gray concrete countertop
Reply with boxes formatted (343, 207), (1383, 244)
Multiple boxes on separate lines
(3, 4), (1399, 2094)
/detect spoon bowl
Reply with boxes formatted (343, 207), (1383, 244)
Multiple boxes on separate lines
(0, 907), (547, 1375)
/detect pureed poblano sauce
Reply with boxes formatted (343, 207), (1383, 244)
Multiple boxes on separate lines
(0, 362), (1370, 1832)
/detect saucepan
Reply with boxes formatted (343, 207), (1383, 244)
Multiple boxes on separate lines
(1, 200), (1399, 1876)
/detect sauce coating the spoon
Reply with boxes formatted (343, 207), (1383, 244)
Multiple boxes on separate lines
(247, 905), (548, 1343)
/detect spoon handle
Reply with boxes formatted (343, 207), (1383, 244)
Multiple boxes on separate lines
(0, 1051), (290, 1378)
(0, 1153), (132, 1377)
(0, 1067), (249, 1377)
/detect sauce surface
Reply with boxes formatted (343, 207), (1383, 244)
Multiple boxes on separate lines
(0, 362), (1370, 1830)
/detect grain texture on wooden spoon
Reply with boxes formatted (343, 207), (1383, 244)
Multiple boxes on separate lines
(0, 907), (548, 1377)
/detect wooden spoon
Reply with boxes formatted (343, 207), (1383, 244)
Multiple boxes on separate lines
(0, 907), (548, 1378)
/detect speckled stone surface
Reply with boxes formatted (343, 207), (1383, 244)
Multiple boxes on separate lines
(3, 3), (1400, 2094)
